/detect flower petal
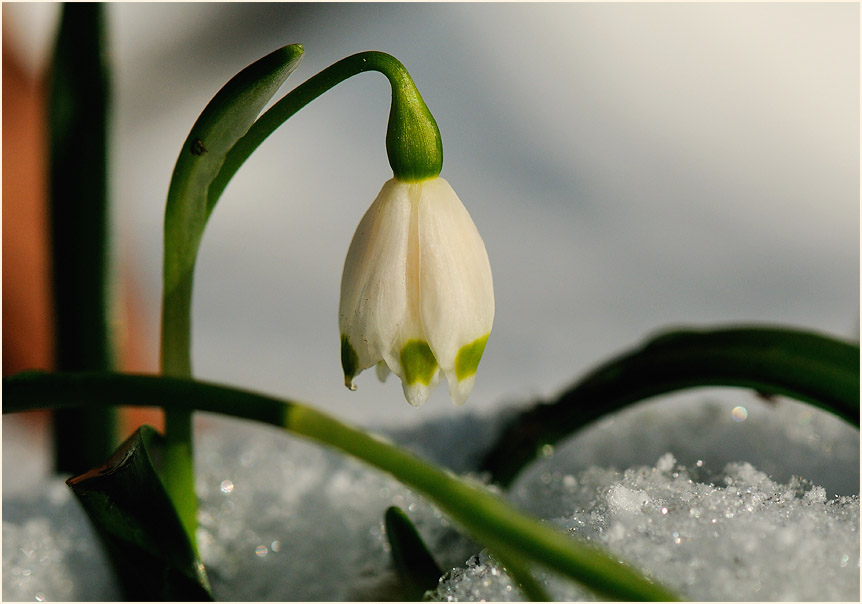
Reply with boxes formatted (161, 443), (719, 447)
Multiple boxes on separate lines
(339, 179), (411, 387)
(416, 177), (494, 404)
(377, 182), (441, 405)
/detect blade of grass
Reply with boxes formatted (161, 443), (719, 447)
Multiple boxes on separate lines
(479, 325), (860, 485)
(47, 2), (116, 473)
(4, 370), (680, 602)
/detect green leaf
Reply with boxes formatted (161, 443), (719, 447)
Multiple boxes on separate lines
(480, 325), (860, 485)
(158, 42), (304, 551)
(48, 1), (116, 473)
(384, 506), (443, 599)
(161, 42), (304, 376)
(67, 425), (214, 601)
(4, 371), (680, 601)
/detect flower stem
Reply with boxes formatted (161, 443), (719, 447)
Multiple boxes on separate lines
(160, 268), (197, 546)
(209, 50), (442, 206)
(161, 406), (198, 556)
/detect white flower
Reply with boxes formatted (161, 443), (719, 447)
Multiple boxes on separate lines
(339, 176), (494, 407)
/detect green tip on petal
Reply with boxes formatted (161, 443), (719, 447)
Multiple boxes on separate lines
(455, 334), (489, 381)
(341, 335), (359, 390)
(400, 340), (438, 385)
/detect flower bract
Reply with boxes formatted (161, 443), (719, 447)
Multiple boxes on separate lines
(339, 176), (494, 407)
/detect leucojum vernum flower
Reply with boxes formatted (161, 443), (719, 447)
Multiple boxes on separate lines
(339, 61), (494, 407)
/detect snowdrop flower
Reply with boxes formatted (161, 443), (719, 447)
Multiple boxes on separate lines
(339, 176), (494, 407)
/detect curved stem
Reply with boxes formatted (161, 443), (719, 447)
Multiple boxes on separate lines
(4, 370), (679, 602)
(209, 51), (440, 206)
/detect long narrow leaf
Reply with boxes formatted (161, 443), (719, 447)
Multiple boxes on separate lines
(161, 43), (304, 375)
(48, 1), (116, 472)
(4, 371), (679, 602)
(159, 42), (304, 548)
(479, 325), (859, 485)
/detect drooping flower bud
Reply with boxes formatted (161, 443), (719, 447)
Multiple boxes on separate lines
(339, 177), (494, 406)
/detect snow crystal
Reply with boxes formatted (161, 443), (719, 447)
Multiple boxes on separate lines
(431, 454), (859, 601)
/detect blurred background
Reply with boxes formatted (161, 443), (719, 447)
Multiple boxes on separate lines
(3, 3), (858, 448)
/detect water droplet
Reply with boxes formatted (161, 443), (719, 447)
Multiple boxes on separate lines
(672, 531), (681, 545)
(220, 479), (234, 494)
(271, 540), (281, 553)
(661, 507), (669, 515)
(840, 554), (849, 567)
(540, 444), (554, 458)
(35, 593), (46, 602)
(255, 545), (268, 557)
(731, 406), (748, 422)
(696, 459), (704, 468)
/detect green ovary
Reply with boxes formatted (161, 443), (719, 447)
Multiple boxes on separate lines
(455, 334), (489, 381)
(400, 340), (438, 385)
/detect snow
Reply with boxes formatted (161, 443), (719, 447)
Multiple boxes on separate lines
(434, 454), (857, 601)
(3, 395), (859, 601)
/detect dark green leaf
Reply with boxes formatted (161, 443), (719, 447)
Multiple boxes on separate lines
(385, 506), (443, 600)
(67, 425), (214, 601)
(480, 325), (860, 485)
(48, 1), (116, 473)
